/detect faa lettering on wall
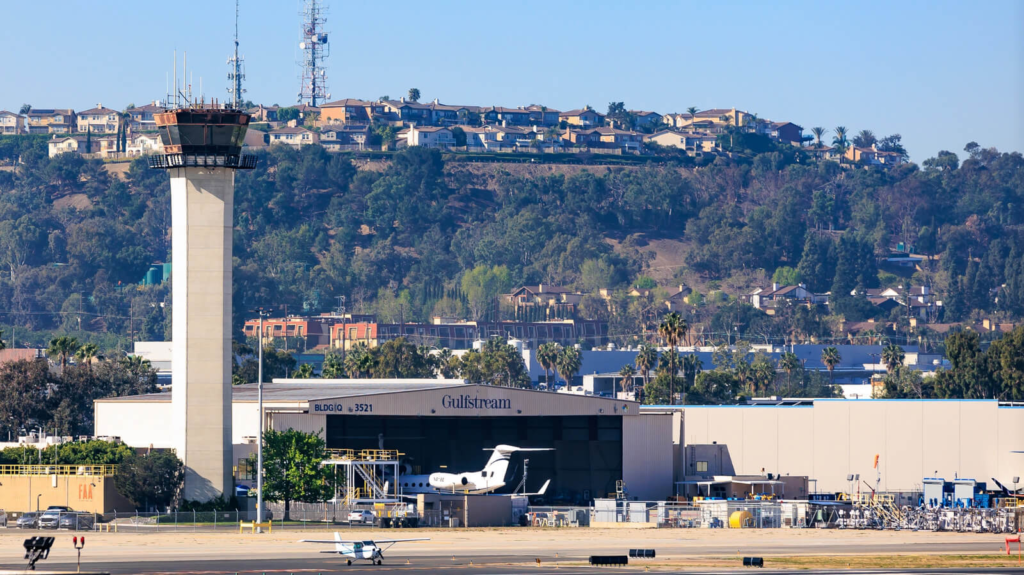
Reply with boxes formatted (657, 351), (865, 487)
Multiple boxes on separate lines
(441, 394), (511, 410)
(78, 484), (94, 501)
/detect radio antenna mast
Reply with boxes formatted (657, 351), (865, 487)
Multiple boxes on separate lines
(297, 0), (330, 106)
(227, 0), (246, 109)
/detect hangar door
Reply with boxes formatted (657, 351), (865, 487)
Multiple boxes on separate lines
(326, 415), (621, 504)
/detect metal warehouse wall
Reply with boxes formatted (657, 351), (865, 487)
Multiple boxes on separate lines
(683, 401), (1024, 493)
(622, 413), (675, 500)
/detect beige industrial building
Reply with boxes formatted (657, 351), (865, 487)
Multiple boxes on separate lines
(95, 380), (674, 502)
(677, 400), (1024, 493)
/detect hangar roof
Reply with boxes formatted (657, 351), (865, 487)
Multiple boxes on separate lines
(95, 380), (465, 404)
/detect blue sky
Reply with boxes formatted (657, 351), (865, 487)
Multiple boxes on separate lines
(2, 0), (1021, 162)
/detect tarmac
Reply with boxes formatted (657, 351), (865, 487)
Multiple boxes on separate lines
(0, 528), (1021, 574)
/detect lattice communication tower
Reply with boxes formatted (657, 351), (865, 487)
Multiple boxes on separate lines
(298, 0), (330, 106)
(227, 0), (247, 109)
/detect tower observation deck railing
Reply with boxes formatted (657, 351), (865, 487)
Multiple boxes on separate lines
(148, 153), (257, 170)
(0, 464), (117, 476)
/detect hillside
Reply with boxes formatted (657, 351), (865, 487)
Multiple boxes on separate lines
(0, 138), (1022, 351)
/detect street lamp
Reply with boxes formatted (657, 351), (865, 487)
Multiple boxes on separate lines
(256, 309), (268, 532)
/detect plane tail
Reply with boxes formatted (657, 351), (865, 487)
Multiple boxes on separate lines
(334, 531), (343, 553)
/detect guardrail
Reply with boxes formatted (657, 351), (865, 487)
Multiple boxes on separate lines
(0, 465), (117, 476)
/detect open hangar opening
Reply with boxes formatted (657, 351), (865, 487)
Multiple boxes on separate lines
(272, 382), (675, 502)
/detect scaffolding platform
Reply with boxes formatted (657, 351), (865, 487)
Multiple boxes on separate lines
(322, 449), (405, 505)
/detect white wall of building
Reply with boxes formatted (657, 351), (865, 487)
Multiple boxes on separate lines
(682, 400), (1024, 493)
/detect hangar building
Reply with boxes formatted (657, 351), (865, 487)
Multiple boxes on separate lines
(95, 380), (675, 502)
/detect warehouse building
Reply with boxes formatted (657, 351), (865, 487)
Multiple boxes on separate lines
(95, 380), (675, 502)
(673, 399), (1024, 494)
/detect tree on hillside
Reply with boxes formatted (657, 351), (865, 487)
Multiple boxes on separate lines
(407, 88), (421, 102)
(810, 126), (826, 146)
(115, 450), (184, 510)
(461, 265), (511, 320)
(251, 429), (332, 520)
(852, 129), (876, 148)
(831, 126), (849, 158)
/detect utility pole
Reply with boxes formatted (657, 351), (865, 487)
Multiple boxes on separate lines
(256, 309), (266, 532)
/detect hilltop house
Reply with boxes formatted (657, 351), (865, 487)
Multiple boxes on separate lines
(560, 108), (604, 127)
(269, 126), (319, 148)
(0, 111), (25, 134)
(76, 104), (122, 134)
(645, 130), (717, 153)
(126, 103), (166, 132)
(748, 283), (829, 311)
(25, 109), (75, 134)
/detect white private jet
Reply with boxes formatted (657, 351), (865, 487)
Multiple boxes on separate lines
(398, 445), (552, 495)
(300, 532), (429, 566)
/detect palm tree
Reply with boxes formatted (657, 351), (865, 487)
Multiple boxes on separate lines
(321, 353), (345, 378)
(537, 342), (560, 387)
(295, 363), (315, 378)
(881, 344), (905, 374)
(821, 346), (841, 384)
(618, 364), (636, 395)
(74, 343), (101, 373)
(811, 126), (827, 146)
(47, 336), (81, 374)
(635, 344), (657, 395)
(779, 352), (801, 390)
(120, 354), (152, 377)
(658, 312), (687, 349)
(682, 354), (703, 405)
(685, 107), (699, 129)
(853, 129), (876, 148)
(832, 126), (849, 160)
(658, 348), (681, 404)
(556, 346), (582, 388)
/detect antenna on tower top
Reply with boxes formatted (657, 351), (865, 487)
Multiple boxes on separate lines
(298, 0), (330, 107)
(227, 0), (247, 109)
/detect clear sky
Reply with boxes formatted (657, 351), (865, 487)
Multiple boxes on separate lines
(2, 0), (1021, 162)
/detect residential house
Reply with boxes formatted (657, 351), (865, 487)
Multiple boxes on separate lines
(845, 145), (906, 166)
(0, 111), (25, 134)
(320, 99), (386, 125)
(320, 125), (370, 151)
(243, 129), (269, 149)
(801, 144), (837, 161)
(663, 285), (692, 311)
(693, 108), (752, 129)
(76, 104), (122, 134)
(25, 109), (75, 134)
(47, 135), (87, 157)
(856, 286), (940, 321)
(125, 102), (166, 133)
(564, 127), (602, 146)
(247, 104), (280, 123)
(482, 106), (532, 127)
(645, 130), (717, 153)
(766, 122), (804, 145)
(382, 98), (432, 125)
(630, 110), (663, 130)
(269, 126), (319, 148)
(427, 101), (479, 126)
(505, 285), (583, 318)
(594, 127), (642, 152)
(559, 108), (604, 127)
(405, 125), (454, 149)
(125, 133), (163, 157)
(748, 283), (829, 311)
(525, 105), (561, 126)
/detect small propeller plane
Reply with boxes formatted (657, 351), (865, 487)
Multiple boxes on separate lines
(300, 532), (429, 566)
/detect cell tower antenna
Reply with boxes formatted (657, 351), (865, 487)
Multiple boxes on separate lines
(298, 0), (330, 107)
(227, 0), (246, 109)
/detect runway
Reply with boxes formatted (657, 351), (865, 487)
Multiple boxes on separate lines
(3, 556), (1023, 575)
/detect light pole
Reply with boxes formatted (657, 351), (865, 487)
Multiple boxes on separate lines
(256, 309), (267, 532)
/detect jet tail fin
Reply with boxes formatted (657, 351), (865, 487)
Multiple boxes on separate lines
(335, 531), (343, 553)
(537, 479), (550, 495)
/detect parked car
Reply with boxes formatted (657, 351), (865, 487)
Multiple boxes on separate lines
(0, 510), (6, 527)
(38, 507), (71, 529)
(17, 512), (40, 529)
(347, 510), (374, 524)
(58, 512), (95, 531)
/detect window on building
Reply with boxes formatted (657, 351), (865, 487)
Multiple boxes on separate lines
(696, 461), (708, 473)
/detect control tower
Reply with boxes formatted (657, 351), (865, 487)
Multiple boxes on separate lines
(150, 107), (256, 500)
